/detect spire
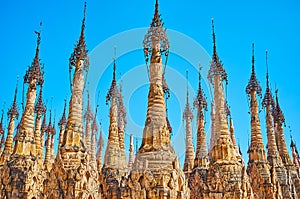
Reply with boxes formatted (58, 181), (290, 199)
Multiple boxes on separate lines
(96, 122), (104, 171)
(69, 2), (89, 71)
(117, 73), (127, 170)
(262, 51), (275, 108)
(91, 100), (99, 167)
(246, 43), (262, 97)
(290, 136), (300, 172)
(13, 24), (44, 157)
(207, 19), (236, 162)
(194, 66), (208, 168)
(273, 90), (292, 167)
(84, 91), (93, 154)
(24, 22), (44, 87)
(35, 85), (46, 114)
(273, 90), (285, 125)
(1, 78), (19, 162)
(57, 99), (67, 156)
(34, 85), (46, 167)
(208, 19), (228, 84)
(143, 0), (169, 66)
(246, 44), (273, 198)
(104, 51), (123, 171)
(183, 70), (195, 174)
(58, 99), (67, 127)
(8, 77), (19, 120)
(246, 43), (265, 162)
(106, 50), (117, 105)
(61, 2), (88, 151)
(128, 134), (135, 171)
(0, 108), (5, 149)
(44, 109), (54, 171)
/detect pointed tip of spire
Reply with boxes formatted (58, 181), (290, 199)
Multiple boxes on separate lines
(186, 69), (189, 102)
(252, 43), (255, 71)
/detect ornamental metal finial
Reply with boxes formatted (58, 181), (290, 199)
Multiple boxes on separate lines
(208, 19), (228, 84)
(262, 50), (275, 108)
(24, 23), (44, 86)
(183, 70), (193, 120)
(273, 89), (285, 125)
(69, 2), (89, 72)
(58, 99), (67, 126)
(35, 84), (46, 114)
(246, 43), (262, 97)
(194, 65), (208, 113)
(106, 49), (118, 104)
(8, 77), (20, 120)
(143, 0), (169, 66)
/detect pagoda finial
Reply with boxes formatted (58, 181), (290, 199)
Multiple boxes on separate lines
(59, 99), (67, 126)
(194, 65), (208, 114)
(106, 48), (118, 104)
(208, 19), (228, 84)
(8, 77), (20, 120)
(24, 23), (44, 86)
(35, 84), (46, 114)
(246, 43), (262, 97)
(273, 89), (285, 125)
(262, 50), (274, 108)
(0, 107), (4, 135)
(69, 2), (89, 71)
(143, 0), (169, 66)
(212, 18), (217, 56)
(186, 70), (189, 103)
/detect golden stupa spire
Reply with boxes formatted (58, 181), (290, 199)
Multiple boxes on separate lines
(0, 108), (5, 151)
(246, 44), (275, 198)
(13, 23), (44, 157)
(104, 52), (122, 170)
(207, 19), (236, 163)
(193, 66), (209, 168)
(290, 137), (300, 174)
(61, 2), (88, 152)
(246, 43), (266, 162)
(35, 84), (46, 167)
(58, 99), (67, 151)
(140, 0), (171, 152)
(1, 78), (19, 162)
(183, 70), (195, 174)
(117, 72), (127, 170)
(44, 109), (54, 171)
(96, 121), (104, 171)
(91, 105), (98, 167)
(128, 134), (135, 171)
(273, 90), (293, 167)
(84, 91), (93, 155)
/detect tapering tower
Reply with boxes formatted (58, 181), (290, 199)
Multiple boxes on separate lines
(0, 79), (19, 163)
(103, 55), (125, 172)
(291, 138), (300, 175)
(101, 53), (128, 199)
(57, 99), (67, 155)
(128, 134), (135, 171)
(84, 92), (93, 155)
(189, 66), (209, 199)
(1, 24), (45, 199)
(35, 84), (46, 167)
(205, 19), (253, 198)
(246, 44), (275, 198)
(273, 90), (300, 197)
(183, 70), (195, 175)
(96, 122), (104, 172)
(46, 3), (99, 198)
(117, 78), (127, 172)
(91, 104), (99, 168)
(44, 110), (55, 171)
(262, 52), (286, 198)
(129, 1), (189, 198)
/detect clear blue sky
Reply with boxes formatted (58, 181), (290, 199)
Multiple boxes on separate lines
(1, 0), (300, 165)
